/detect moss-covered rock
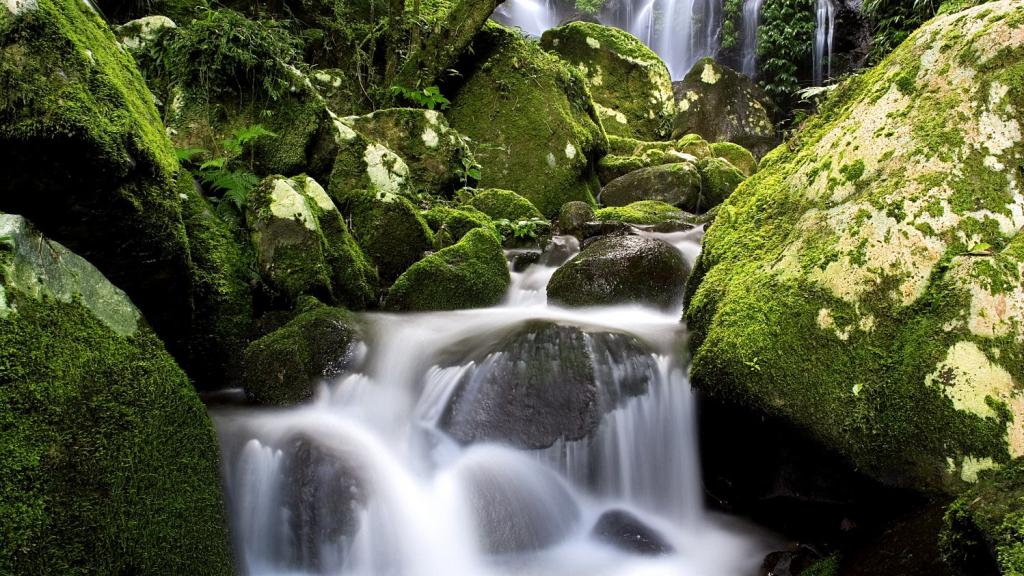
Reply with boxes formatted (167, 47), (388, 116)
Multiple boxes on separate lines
(698, 157), (747, 209)
(686, 2), (1024, 494)
(597, 149), (696, 184)
(447, 22), (607, 217)
(329, 187), (434, 282)
(242, 299), (362, 406)
(558, 200), (595, 237)
(465, 188), (544, 221)
(384, 227), (510, 311)
(423, 204), (496, 249)
(540, 22), (674, 140)
(676, 133), (714, 160)
(672, 58), (777, 158)
(0, 0), (254, 387)
(710, 141), (758, 177)
(97, 0), (208, 24)
(548, 235), (689, 309)
(339, 108), (475, 198)
(942, 458), (1024, 575)
(0, 214), (232, 574)
(601, 162), (704, 211)
(594, 200), (687, 225)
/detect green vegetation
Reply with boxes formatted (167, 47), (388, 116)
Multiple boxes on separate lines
(177, 124), (278, 219)
(389, 85), (451, 110)
(758, 0), (815, 107)
(594, 200), (686, 224)
(942, 458), (1024, 574)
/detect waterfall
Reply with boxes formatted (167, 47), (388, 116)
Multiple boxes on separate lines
(494, 0), (724, 79)
(813, 0), (836, 85)
(740, 0), (763, 78)
(214, 228), (777, 575)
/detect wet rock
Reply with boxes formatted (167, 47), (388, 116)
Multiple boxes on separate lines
(548, 235), (689, 310)
(440, 321), (655, 449)
(558, 200), (595, 237)
(593, 200), (687, 226)
(592, 509), (674, 556)
(760, 546), (820, 576)
(581, 220), (635, 241)
(600, 163), (703, 211)
(510, 250), (542, 272)
(671, 58), (777, 158)
(540, 235), (581, 267)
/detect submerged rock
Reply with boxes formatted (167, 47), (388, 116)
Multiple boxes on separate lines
(440, 321), (655, 449)
(687, 1), (1024, 494)
(592, 509), (675, 556)
(541, 21), (675, 140)
(384, 228), (510, 312)
(447, 22), (607, 217)
(0, 215), (232, 573)
(672, 58), (777, 158)
(549, 235), (689, 309)
(600, 163), (703, 211)
(243, 300), (362, 406)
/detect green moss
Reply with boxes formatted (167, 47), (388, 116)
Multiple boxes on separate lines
(422, 204), (496, 249)
(243, 300), (361, 405)
(464, 188), (544, 221)
(446, 22), (607, 218)
(942, 458), (1024, 574)
(699, 157), (747, 208)
(540, 21), (674, 140)
(606, 135), (678, 155)
(676, 133), (713, 159)
(594, 200), (685, 224)
(384, 227), (510, 311)
(711, 141), (758, 177)
(0, 294), (231, 574)
(802, 556), (841, 576)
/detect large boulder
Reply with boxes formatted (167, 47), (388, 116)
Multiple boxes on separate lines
(246, 175), (376, 307)
(338, 108), (475, 198)
(440, 321), (655, 449)
(686, 2), (1024, 494)
(0, 0), (254, 387)
(548, 235), (689, 309)
(600, 163), (704, 211)
(242, 299), (362, 406)
(422, 205), (496, 249)
(447, 22), (607, 217)
(0, 215), (232, 574)
(384, 227), (510, 311)
(464, 188), (544, 221)
(672, 58), (777, 158)
(540, 22), (675, 140)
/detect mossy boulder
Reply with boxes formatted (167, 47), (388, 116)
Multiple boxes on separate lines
(97, 0), (208, 24)
(594, 200), (686, 225)
(686, 2), (1024, 494)
(0, 0), (254, 387)
(447, 22), (607, 217)
(672, 58), (777, 158)
(384, 227), (510, 311)
(558, 200), (595, 237)
(242, 299), (362, 406)
(465, 188), (544, 221)
(710, 141), (758, 177)
(676, 133), (714, 160)
(601, 162), (704, 211)
(338, 108), (475, 198)
(942, 458), (1024, 575)
(247, 175), (376, 307)
(0, 214), (232, 574)
(540, 22), (675, 140)
(597, 149), (697, 184)
(423, 205), (496, 249)
(548, 235), (689, 309)
(698, 157), (746, 209)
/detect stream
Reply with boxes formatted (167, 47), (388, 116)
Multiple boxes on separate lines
(213, 228), (779, 575)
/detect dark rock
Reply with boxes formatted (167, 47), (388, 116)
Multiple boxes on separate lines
(510, 250), (542, 272)
(592, 509), (674, 555)
(760, 546), (820, 576)
(581, 220), (635, 242)
(601, 162), (703, 211)
(548, 235), (689, 310)
(558, 200), (595, 237)
(539, 235), (581, 267)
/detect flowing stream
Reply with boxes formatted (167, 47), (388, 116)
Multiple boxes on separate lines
(213, 229), (777, 575)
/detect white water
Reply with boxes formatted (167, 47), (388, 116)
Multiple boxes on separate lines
(740, 0), (763, 78)
(493, 0), (723, 79)
(813, 0), (836, 85)
(214, 228), (777, 575)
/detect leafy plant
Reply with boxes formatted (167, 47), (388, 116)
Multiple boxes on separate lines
(757, 0), (816, 110)
(575, 0), (608, 15)
(177, 125), (278, 218)
(494, 218), (546, 242)
(389, 85), (451, 110)
(455, 155), (482, 188)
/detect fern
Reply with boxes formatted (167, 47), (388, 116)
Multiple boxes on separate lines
(389, 85), (451, 110)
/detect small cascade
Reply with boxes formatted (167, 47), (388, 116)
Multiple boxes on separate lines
(740, 0), (763, 78)
(215, 228), (777, 575)
(499, 0), (559, 37)
(814, 0), (836, 85)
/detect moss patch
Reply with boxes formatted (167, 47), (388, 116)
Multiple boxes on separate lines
(595, 200), (686, 224)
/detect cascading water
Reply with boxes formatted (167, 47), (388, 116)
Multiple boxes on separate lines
(739, 0), (763, 78)
(214, 227), (777, 575)
(493, 0), (723, 79)
(813, 0), (836, 85)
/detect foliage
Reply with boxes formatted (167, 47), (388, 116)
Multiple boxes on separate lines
(862, 0), (938, 63)
(574, 0), (608, 15)
(389, 85), (451, 110)
(757, 0), (815, 109)
(721, 0), (744, 51)
(456, 155), (483, 188)
(494, 217), (546, 242)
(177, 125), (278, 218)
(166, 9), (302, 101)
